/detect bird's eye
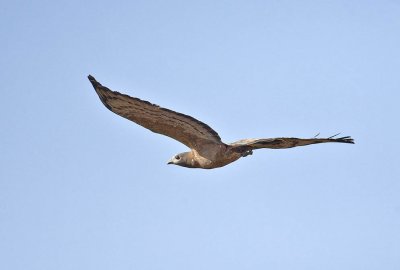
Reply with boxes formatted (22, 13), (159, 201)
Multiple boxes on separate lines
(175, 155), (180, 160)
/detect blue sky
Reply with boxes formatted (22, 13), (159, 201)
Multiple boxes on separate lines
(1, 0), (399, 269)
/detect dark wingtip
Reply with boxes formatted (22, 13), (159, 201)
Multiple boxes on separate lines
(87, 74), (101, 89)
(88, 75), (113, 111)
(337, 136), (355, 144)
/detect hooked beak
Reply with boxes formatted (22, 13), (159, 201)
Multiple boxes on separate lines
(167, 159), (174, 165)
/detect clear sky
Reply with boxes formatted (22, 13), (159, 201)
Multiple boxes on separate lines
(1, 0), (399, 269)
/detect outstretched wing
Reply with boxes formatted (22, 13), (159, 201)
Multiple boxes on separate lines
(88, 75), (223, 152)
(230, 135), (354, 150)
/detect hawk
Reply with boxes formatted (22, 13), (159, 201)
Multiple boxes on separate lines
(88, 75), (354, 169)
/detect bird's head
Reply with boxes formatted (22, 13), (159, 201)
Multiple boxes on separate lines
(167, 152), (194, 168)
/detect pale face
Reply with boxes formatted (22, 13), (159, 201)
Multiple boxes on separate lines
(167, 152), (195, 168)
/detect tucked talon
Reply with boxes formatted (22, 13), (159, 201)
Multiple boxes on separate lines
(241, 150), (253, 157)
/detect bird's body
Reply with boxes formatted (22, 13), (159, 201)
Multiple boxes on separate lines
(88, 75), (354, 169)
(175, 147), (242, 169)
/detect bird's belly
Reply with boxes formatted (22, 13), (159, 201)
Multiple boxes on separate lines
(198, 152), (241, 169)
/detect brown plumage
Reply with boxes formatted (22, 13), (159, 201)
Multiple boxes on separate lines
(88, 75), (354, 169)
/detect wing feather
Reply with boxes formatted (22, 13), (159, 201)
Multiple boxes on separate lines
(88, 75), (223, 151)
(230, 136), (354, 150)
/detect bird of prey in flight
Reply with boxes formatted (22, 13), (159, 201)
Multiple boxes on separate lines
(88, 75), (354, 169)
